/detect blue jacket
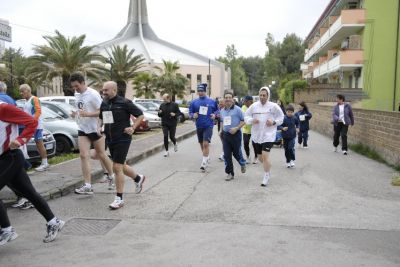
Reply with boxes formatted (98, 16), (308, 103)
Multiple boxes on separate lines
(0, 92), (16, 105)
(189, 96), (217, 128)
(295, 110), (312, 131)
(332, 103), (354, 126)
(279, 115), (299, 140)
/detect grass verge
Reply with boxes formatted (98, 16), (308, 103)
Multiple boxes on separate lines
(48, 153), (80, 165)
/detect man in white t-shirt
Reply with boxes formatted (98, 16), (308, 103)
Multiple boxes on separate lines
(69, 73), (114, 195)
(244, 87), (284, 187)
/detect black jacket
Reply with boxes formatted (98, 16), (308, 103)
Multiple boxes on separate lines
(158, 101), (181, 126)
(100, 95), (143, 143)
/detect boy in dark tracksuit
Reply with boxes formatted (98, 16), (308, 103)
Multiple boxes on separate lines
(295, 101), (312, 148)
(279, 105), (299, 168)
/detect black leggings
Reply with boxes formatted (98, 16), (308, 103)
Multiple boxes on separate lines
(243, 133), (257, 158)
(0, 149), (54, 228)
(162, 125), (177, 151)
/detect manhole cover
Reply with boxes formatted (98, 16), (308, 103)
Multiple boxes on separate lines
(63, 218), (121, 236)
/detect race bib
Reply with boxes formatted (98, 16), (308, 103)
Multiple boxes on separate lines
(223, 116), (232, 126)
(102, 111), (114, 124)
(199, 106), (208, 115)
(299, 115), (306, 121)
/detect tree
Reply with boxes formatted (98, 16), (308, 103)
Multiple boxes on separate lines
(217, 44), (248, 96)
(155, 60), (188, 102)
(240, 56), (265, 95)
(26, 30), (105, 96)
(106, 45), (145, 97)
(132, 72), (158, 99)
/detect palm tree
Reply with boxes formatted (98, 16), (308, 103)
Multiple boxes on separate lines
(26, 30), (105, 96)
(155, 60), (188, 102)
(106, 45), (145, 97)
(132, 72), (158, 98)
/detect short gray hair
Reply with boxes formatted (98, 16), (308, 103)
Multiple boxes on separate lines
(0, 81), (7, 92)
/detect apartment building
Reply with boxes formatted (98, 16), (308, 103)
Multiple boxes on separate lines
(301, 0), (400, 111)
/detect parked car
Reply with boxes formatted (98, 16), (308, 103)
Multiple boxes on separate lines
(133, 99), (188, 123)
(41, 101), (76, 119)
(40, 106), (80, 154)
(26, 129), (56, 163)
(131, 116), (150, 132)
(40, 96), (77, 107)
(132, 102), (161, 128)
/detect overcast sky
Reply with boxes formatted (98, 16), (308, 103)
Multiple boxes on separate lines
(1, 0), (330, 59)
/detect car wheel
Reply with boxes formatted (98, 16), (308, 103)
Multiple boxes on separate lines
(55, 135), (72, 154)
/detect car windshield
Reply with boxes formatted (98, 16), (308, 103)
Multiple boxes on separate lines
(139, 102), (159, 110)
(133, 102), (148, 112)
(42, 106), (63, 119)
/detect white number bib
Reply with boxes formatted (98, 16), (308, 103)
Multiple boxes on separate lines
(223, 116), (232, 126)
(102, 111), (114, 124)
(299, 115), (306, 121)
(199, 106), (208, 115)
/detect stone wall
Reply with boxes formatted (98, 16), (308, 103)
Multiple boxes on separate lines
(307, 103), (400, 166)
(294, 88), (366, 103)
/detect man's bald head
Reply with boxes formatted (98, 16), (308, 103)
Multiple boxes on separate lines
(102, 81), (118, 100)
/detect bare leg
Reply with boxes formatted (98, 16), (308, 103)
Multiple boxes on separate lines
(93, 136), (113, 176)
(261, 151), (271, 173)
(35, 140), (47, 162)
(113, 163), (124, 194)
(123, 164), (137, 179)
(78, 136), (92, 184)
(202, 141), (210, 157)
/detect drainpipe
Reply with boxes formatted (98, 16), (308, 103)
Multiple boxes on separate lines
(393, 0), (400, 111)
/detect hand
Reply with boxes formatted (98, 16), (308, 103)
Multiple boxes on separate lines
(193, 113), (199, 119)
(266, 119), (274, 126)
(282, 127), (288, 131)
(124, 127), (135, 135)
(78, 110), (86, 117)
(97, 127), (102, 137)
(9, 140), (22, 149)
(170, 112), (176, 117)
(296, 128), (300, 133)
(253, 118), (260, 124)
(71, 110), (77, 118)
(229, 127), (238, 134)
(158, 109), (162, 114)
(210, 114), (216, 120)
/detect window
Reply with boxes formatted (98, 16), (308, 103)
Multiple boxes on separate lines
(187, 74), (192, 92)
(348, 75), (353, 88)
(197, 74), (202, 84)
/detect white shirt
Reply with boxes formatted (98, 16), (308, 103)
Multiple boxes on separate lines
(23, 96), (43, 129)
(75, 87), (102, 133)
(244, 101), (284, 143)
(338, 104), (345, 124)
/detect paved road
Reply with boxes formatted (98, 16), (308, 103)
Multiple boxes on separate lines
(1, 130), (399, 267)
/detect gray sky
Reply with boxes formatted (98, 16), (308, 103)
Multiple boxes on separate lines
(1, 0), (330, 58)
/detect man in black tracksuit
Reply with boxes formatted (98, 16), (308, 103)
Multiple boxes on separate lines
(100, 81), (146, 210)
(158, 94), (182, 157)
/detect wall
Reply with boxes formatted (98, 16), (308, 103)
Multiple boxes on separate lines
(362, 0), (400, 111)
(307, 103), (400, 165)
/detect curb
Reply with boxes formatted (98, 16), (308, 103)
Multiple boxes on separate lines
(5, 128), (197, 206)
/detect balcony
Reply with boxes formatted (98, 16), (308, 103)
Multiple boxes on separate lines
(313, 50), (363, 78)
(304, 9), (365, 62)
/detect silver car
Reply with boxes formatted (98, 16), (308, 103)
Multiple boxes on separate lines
(133, 102), (161, 128)
(26, 129), (56, 163)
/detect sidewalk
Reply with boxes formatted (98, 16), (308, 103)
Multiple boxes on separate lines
(0, 121), (196, 204)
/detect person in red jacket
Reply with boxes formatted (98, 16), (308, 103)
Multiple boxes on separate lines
(0, 101), (64, 245)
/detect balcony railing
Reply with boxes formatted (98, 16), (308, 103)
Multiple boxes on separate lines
(313, 50), (363, 78)
(304, 9), (365, 62)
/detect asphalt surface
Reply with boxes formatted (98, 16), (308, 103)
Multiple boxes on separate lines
(1, 128), (399, 267)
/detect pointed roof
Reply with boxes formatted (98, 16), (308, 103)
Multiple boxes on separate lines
(97, 0), (223, 67)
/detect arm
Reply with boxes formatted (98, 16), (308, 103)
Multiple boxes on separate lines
(0, 104), (38, 146)
(274, 105), (284, 126)
(126, 101), (144, 134)
(332, 106), (339, 123)
(348, 105), (354, 125)
(244, 104), (255, 124)
(32, 97), (42, 120)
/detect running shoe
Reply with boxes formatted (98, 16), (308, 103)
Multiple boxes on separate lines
(107, 175), (115, 190)
(241, 164), (246, 173)
(109, 196), (124, 210)
(200, 161), (207, 172)
(35, 163), (50, 172)
(174, 144), (178, 152)
(261, 173), (270, 187)
(11, 197), (28, 208)
(163, 151), (169, 157)
(74, 185), (93, 195)
(225, 173), (234, 181)
(134, 175), (146, 194)
(43, 219), (65, 243)
(286, 163), (291, 168)
(342, 150), (348, 155)
(20, 202), (34, 210)
(0, 228), (18, 246)
(290, 160), (295, 168)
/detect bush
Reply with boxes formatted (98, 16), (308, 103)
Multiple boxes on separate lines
(277, 79), (307, 103)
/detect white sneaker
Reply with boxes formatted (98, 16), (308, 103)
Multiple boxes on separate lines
(246, 156), (251, 164)
(174, 144), (178, 152)
(109, 196), (124, 210)
(218, 154), (224, 162)
(107, 174), (115, 190)
(286, 163), (291, 168)
(290, 160), (295, 168)
(74, 185), (93, 195)
(253, 158), (259, 164)
(334, 147), (338, 152)
(261, 174), (270, 187)
(163, 151), (169, 157)
(11, 197), (28, 208)
(207, 157), (211, 165)
(342, 150), (348, 155)
(200, 161), (207, 172)
(35, 163), (49, 172)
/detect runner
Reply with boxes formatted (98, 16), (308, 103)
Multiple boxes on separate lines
(100, 81), (146, 210)
(219, 91), (246, 181)
(189, 83), (217, 172)
(158, 94), (181, 157)
(19, 84), (49, 172)
(332, 94), (354, 155)
(241, 95), (258, 164)
(69, 73), (114, 195)
(244, 87), (284, 187)
(0, 101), (64, 245)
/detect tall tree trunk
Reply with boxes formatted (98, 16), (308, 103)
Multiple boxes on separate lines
(117, 80), (127, 98)
(62, 75), (74, 96)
